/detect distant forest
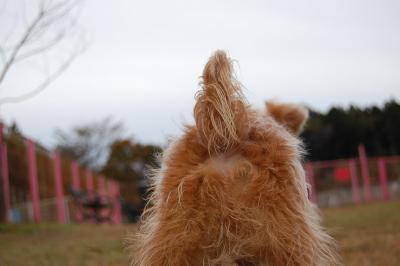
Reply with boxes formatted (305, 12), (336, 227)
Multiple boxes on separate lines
(301, 99), (400, 161)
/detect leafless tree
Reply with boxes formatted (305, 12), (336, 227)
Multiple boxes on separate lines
(0, 0), (88, 106)
(55, 117), (125, 170)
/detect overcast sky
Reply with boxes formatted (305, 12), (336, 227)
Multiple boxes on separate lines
(1, 0), (400, 147)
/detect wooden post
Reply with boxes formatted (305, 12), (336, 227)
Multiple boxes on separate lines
(1, 144), (11, 222)
(358, 144), (372, 202)
(377, 158), (390, 201)
(53, 152), (66, 223)
(26, 139), (41, 223)
(348, 159), (361, 204)
(305, 163), (317, 203)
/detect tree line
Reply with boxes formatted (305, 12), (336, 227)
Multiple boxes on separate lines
(301, 99), (400, 161)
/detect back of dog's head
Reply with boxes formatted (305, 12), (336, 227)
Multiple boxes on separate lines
(190, 51), (338, 265)
(132, 51), (339, 266)
(192, 50), (311, 211)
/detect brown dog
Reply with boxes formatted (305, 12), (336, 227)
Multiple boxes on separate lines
(130, 51), (339, 266)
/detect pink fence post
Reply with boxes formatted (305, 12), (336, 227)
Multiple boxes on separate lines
(71, 162), (81, 190)
(0, 122), (3, 144)
(71, 162), (82, 222)
(85, 170), (96, 223)
(85, 170), (94, 198)
(97, 176), (107, 220)
(98, 176), (105, 196)
(113, 182), (122, 224)
(358, 144), (372, 202)
(348, 159), (361, 204)
(26, 139), (41, 223)
(53, 152), (66, 224)
(1, 144), (11, 222)
(305, 163), (317, 203)
(377, 158), (390, 201)
(108, 180), (122, 224)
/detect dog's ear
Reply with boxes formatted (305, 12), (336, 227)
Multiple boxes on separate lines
(194, 50), (248, 153)
(266, 101), (309, 135)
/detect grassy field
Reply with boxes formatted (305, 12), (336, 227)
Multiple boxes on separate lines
(324, 201), (400, 266)
(0, 201), (399, 265)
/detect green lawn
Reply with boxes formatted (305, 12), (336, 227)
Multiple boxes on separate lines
(0, 201), (399, 266)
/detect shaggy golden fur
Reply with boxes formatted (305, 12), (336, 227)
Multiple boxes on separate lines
(130, 51), (339, 265)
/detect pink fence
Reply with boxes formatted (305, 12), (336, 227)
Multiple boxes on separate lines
(1, 122), (400, 222)
(306, 144), (400, 207)
(0, 123), (122, 224)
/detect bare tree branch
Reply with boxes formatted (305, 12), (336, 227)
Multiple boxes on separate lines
(0, 40), (87, 105)
(15, 30), (66, 62)
(0, 0), (86, 103)
(0, 10), (45, 85)
(0, 46), (6, 64)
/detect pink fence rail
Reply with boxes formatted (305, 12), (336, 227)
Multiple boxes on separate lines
(306, 144), (400, 207)
(0, 123), (122, 224)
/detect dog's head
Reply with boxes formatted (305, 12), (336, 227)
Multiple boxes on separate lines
(190, 50), (336, 264)
(134, 50), (338, 266)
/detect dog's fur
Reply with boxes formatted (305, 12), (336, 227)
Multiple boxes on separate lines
(130, 51), (339, 265)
